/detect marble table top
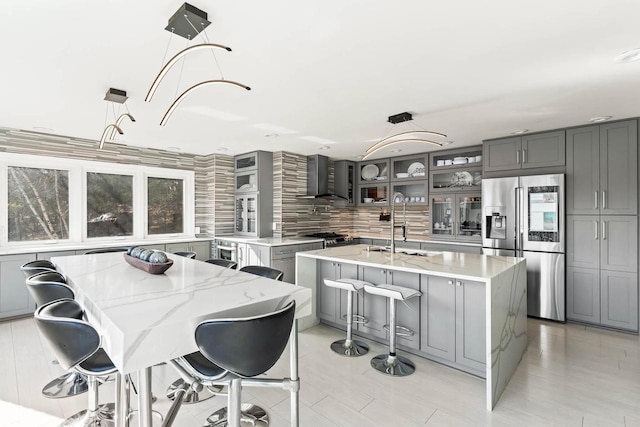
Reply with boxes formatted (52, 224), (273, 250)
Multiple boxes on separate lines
(52, 252), (312, 373)
(296, 244), (524, 282)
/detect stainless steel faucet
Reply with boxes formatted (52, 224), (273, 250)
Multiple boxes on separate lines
(390, 191), (407, 253)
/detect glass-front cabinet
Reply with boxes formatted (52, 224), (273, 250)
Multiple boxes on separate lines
(235, 170), (257, 192)
(359, 183), (389, 206)
(235, 194), (258, 236)
(390, 154), (428, 181)
(430, 193), (482, 241)
(358, 159), (390, 183)
(430, 166), (482, 192)
(334, 160), (355, 206)
(391, 180), (428, 205)
(235, 152), (258, 172)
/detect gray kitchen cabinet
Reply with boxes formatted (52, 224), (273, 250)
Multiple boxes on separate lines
(567, 120), (638, 215)
(566, 267), (600, 324)
(317, 260), (358, 327)
(455, 278), (486, 372)
(137, 244), (167, 251)
(566, 215), (638, 331)
(271, 257), (295, 284)
(234, 151), (273, 237)
(483, 130), (565, 173)
(165, 241), (210, 260)
(37, 250), (77, 260)
(0, 253), (37, 319)
(334, 160), (356, 206)
(600, 270), (638, 331)
(357, 266), (389, 339)
(568, 215), (637, 273)
(420, 275), (456, 361)
(357, 266), (420, 348)
(600, 216), (638, 273)
(430, 192), (482, 242)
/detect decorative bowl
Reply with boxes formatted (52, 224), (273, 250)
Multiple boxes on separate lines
(363, 198), (374, 203)
(395, 172), (410, 178)
(123, 253), (173, 274)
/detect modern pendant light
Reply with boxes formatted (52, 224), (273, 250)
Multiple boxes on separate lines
(98, 88), (135, 150)
(147, 3), (251, 126)
(363, 112), (447, 160)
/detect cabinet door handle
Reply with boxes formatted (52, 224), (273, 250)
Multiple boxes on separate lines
(456, 281), (462, 287)
(516, 150), (520, 164)
(594, 191), (598, 210)
(448, 280), (454, 285)
(522, 149), (526, 164)
(594, 221), (598, 240)
(602, 191), (606, 210)
(602, 221), (606, 240)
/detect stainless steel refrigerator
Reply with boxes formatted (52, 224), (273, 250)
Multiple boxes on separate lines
(482, 174), (565, 321)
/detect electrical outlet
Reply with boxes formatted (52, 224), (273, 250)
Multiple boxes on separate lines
(272, 222), (277, 231)
(194, 226), (201, 234)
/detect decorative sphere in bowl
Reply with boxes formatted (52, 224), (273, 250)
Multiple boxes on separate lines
(149, 251), (168, 264)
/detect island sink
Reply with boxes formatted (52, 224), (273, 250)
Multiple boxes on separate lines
(366, 246), (442, 257)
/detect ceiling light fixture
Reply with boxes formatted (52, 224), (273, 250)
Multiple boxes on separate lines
(363, 112), (446, 160)
(147, 3), (251, 126)
(588, 116), (612, 123)
(616, 48), (640, 63)
(318, 146), (331, 150)
(99, 88), (135, 150)
(510, 129), (529, 135)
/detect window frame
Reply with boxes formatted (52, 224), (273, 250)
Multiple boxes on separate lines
(0, 153), (195, 248)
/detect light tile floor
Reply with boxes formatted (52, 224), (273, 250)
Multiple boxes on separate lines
(1, 317), (640, 426)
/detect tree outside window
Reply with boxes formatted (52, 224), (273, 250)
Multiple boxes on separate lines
(86, 172), (133, 238)
(8, 166), (69, 241)
(148, 177), (184, 234)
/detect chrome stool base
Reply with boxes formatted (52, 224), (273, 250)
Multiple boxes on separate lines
(371, 354), (415, 377)
(59, 402), (115, 427)
(330, 339), (369, 357)
(43, 371), (89, 398)
(166, 379), (223, 404)
(205, 403), (269, 427)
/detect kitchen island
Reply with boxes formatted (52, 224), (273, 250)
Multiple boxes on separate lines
(296, 244), (526, 410)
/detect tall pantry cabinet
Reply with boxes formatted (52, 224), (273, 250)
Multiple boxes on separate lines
(566, 120), (639, 332)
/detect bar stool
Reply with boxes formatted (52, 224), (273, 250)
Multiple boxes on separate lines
(169, 301), (296, 427)
(20, 260), (57, 278)
(205, 258), (238, 269)
(323, 278), (370, 357)
(363, 283), (421, 376)
(239, 265), (284, 281)
(174, 251), (197, 259)
(34, 299), (117, 426)
(23, 269), (91, 399)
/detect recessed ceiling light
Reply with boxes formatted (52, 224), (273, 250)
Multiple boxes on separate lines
(264, 133), (278, 138)
(353, 155), (364, 160)
(588, 116), (612, 123)
(615, 48), (640, 63)
(511, 129), (529, 135)
(318, 146), (331, 150)
(389, 149), (402, 153)
(166, 146), (181, 152)
(216, 147), (229, 152)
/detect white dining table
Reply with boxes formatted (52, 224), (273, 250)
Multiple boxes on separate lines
(51, 252), (312, 427)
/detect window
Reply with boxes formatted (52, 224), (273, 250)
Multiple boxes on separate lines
(7, 166), (69, 241)
(86, 172), (133, 238)
(147, 177), (184, 234)
(0, 153), (195, 247)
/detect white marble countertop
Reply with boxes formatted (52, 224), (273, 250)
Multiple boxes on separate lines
(354, 235), (481, 247)
(52, 252), (312, 373)
(214, 236), (324, 247)
(0, 236), (213, 256)
(296, 244), (523, 282)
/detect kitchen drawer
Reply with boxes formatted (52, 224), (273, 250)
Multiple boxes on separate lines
(298, 242), (323, 252)
(271, 245), (299, 259)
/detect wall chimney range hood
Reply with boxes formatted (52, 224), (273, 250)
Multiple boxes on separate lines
(298, 154), (346, 200)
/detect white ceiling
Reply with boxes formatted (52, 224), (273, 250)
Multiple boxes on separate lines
(2, 0), (640, 159)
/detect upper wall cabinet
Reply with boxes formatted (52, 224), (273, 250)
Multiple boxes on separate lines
(566, 120), (637, 215)
(390, 154), (428, 181)
(358, 159), (390, 184)
(483, 130), (565, 173)
(334, 160), (356, 206)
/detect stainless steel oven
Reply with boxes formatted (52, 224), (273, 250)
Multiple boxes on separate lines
(215, 239), (237, 262)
